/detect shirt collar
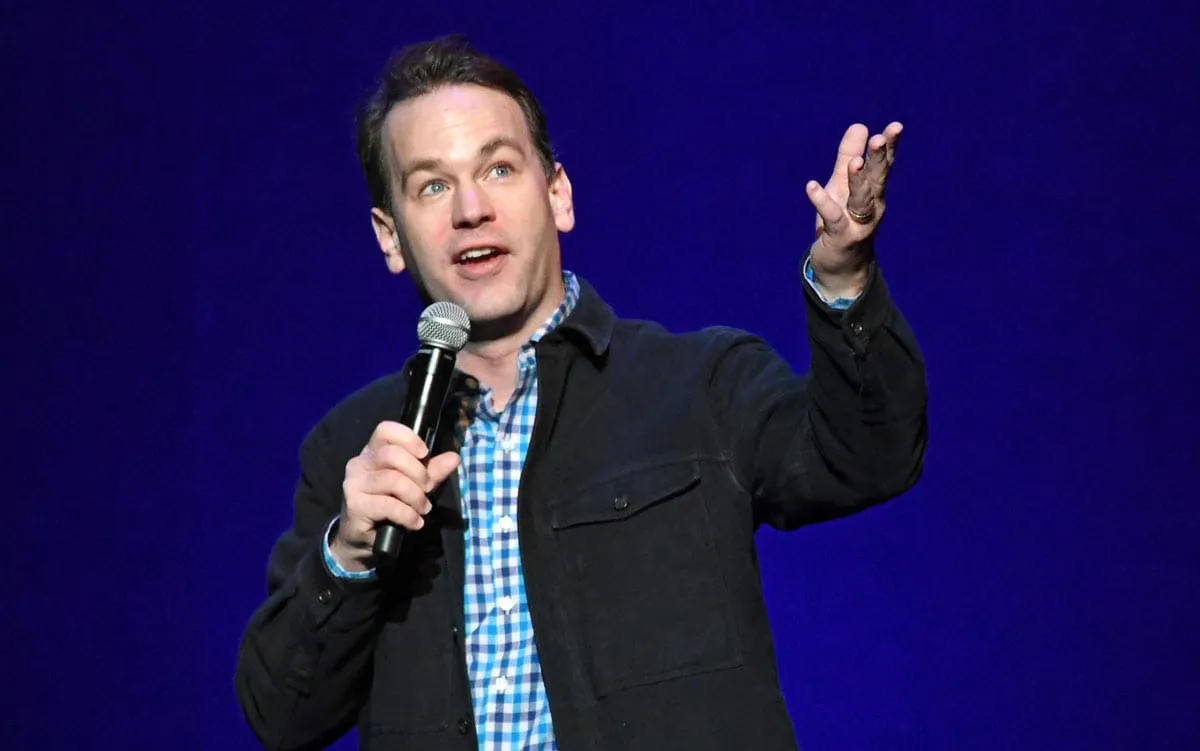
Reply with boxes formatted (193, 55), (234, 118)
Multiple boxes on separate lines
(527, 270), (582, 347)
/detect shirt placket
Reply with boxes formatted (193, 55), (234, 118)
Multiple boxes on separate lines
(495, 356), (536, 722)
(462, 411), (496, 687)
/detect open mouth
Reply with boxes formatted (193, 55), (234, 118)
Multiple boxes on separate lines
(455, 247), (509, 265)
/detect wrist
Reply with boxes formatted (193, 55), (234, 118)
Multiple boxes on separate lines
(329, 535), (373, 573)
(804, 253), (869, 304)
(808, 235), (872, 298)
(322, 515), (377, 579)
(811, 266), (868, 299)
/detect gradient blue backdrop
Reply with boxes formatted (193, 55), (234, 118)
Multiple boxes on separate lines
(5, 1), (1197, 749)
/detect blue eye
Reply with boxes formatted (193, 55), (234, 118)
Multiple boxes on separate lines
(420, 181), (446, 197)
(490, 164), (512, 178)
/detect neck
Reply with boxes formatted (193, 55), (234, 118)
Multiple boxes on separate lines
(457, 275), (566, 412)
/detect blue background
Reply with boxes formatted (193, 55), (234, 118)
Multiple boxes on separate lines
(5, 1), (1197, 749)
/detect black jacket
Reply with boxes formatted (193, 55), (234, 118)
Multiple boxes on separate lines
(234, 264), (928, 750)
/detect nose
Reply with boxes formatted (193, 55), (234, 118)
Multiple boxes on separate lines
(452, 183), (495, 229)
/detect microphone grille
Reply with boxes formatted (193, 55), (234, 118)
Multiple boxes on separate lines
(417, 301), (471, 352)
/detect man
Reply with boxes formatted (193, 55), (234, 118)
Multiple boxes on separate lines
(235, 34), (927, 751)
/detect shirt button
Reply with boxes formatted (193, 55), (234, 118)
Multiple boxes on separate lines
(498, 596), (515, 613)
(498, 515), (516, 532)
(495, 674), (510, 692)
(500, 435), (515, 453)
(317, 589), (332, 604)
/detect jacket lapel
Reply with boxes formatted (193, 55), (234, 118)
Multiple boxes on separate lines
(433, 371), (481, 631)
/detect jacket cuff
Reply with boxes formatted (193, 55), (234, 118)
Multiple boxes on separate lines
(295, 537), (383, 634)
(800, 256), (894, 358)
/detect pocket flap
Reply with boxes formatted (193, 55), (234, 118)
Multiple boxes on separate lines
(551, 459), (701, 529)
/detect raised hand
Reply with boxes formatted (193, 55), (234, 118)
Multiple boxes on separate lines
(804, 121), (902, 298)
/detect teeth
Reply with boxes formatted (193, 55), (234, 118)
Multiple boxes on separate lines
(460, 247), (498, 261)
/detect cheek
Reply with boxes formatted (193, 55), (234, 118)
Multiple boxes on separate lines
(505, 190), (554, 236)
(403, 214), (451, 268)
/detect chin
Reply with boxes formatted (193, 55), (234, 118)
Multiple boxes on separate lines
(463, 300), (520, 327)
(459, 294), (530, 340)
(455, 284), (504, 313)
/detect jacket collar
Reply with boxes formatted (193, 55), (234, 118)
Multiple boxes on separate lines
(548, 276), (614, 358)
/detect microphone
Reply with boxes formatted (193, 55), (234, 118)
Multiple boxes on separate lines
(373, 300), (471, 560)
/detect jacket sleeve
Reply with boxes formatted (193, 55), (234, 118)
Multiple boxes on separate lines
(234, 417), (385, 751)
(712, 258), (929, 530)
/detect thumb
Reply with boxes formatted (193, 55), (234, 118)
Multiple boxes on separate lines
(425, 451), (462, 490)
(806, 180), (845, 234)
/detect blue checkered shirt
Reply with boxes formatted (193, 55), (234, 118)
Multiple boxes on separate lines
(453, 271), (580, 749)
(321, 261), (850, 748)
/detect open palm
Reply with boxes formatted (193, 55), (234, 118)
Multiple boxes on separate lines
(806, 121), (902, 283)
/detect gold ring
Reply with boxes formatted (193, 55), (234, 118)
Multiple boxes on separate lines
(846, 205), (874, 224)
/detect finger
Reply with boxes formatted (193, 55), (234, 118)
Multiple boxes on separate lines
(425, 451), (461, 491)
(883, 121), (903, 166)
(829, 123), (869, 183)
(863, 133), (889, 189)
(366, 421), (430, 460)
(355, 468), (432, 514)
(845, 156), (874, 217)
(371, 443), (430, 488)
(806, 180), (846, 234)
(354, 492), (426, 532)
(866, 123), (903, 188)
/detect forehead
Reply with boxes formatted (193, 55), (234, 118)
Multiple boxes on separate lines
(383, 84), (531, 166)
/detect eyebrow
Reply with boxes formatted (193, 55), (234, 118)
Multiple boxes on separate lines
(400, 136), (528, 192)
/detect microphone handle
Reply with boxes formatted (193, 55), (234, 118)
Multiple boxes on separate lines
(373, 345), (458, 560)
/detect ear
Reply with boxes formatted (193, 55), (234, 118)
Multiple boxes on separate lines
(370, 207), (406, 274)
(548, 163), (575, 233)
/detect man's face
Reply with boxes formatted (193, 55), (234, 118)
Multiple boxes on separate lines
(371, 84), (575, 338)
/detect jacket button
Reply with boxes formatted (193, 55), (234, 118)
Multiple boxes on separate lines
(850, 321), (864, 336)
(613, 494), (628, 510)
(457, 716), (472, 735)
(317, 589), (332, 604)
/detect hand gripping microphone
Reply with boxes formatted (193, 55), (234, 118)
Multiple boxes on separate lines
(373, 301), (471, 560)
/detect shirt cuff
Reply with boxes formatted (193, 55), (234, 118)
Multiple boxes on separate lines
(322, 515), (377, 580)
(803, 256), (859, 310)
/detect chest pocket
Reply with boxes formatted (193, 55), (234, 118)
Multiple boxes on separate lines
(550, 457), (742, 698)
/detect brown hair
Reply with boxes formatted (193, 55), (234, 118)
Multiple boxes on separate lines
(354, 34), (556, 211)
